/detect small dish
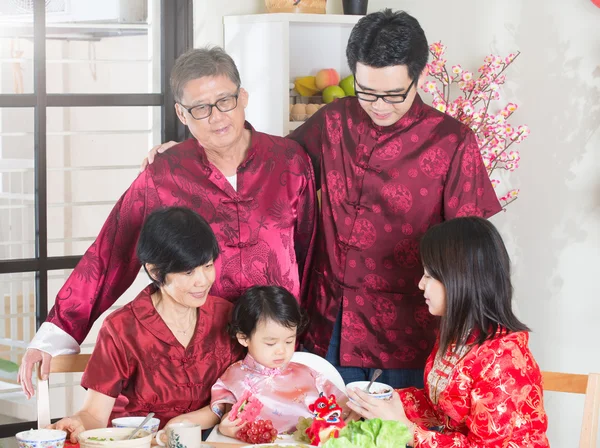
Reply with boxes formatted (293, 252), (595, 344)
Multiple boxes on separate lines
(346, 380), (394, 400)
(78, 427), (152, 448)
(16, 429), (67, 448)
(111, 416), (160, 434)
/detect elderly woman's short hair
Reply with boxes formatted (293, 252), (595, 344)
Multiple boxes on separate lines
(170, 47), (241, 103)
(136, 207), (220, 285)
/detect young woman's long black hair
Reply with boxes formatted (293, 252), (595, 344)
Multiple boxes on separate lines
(420, 217), (529, 356)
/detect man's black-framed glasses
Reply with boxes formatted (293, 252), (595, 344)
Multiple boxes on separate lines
(354, 78), (416, 104)
(179, 91), (239, 120)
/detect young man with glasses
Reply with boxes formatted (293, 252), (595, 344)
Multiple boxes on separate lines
(288, 10), (501, 390)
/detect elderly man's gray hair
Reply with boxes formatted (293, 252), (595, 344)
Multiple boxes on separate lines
(170, 46), (242, 103)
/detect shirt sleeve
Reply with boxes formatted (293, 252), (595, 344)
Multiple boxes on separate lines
(80, 320), (129, 398)
(293, 147), (318, 306)
(443, 130), (502, 220)
(397, 387), (445, 429)
(411, 339), (548, 448)
(210, 370), (238, 418)
(45, 170), (160, 345)
(287, 107), (326, 189)
(27, 322), (80, 356)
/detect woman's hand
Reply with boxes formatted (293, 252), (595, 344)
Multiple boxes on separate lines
(140, 141), (179, 172)
(346, 388), (410, 425)
(48, 417), (85, 443)
(218, 411), (245, 439)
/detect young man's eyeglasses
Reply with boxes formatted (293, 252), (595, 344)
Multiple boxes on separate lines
(179, 91), (239, 120)
(354, 78), (416, 104)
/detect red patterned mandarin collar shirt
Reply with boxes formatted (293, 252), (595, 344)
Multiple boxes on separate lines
(289, 95), (502, 370)
(47, 123), (317, 345)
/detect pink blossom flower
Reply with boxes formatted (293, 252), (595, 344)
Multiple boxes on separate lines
(423, 43), (527, 208)
(435, 103), (447, 113)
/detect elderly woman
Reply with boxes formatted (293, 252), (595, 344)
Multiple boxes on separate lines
(51, 207), (242, 441)
(19, 47), (317, 397)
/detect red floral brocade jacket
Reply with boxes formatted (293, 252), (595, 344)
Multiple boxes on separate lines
(289, 95), (502, 369)
(47, 123), (316, 344)
(398, 331), (550, 447)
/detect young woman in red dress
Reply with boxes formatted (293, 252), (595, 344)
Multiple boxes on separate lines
(347, 217), (549, 447)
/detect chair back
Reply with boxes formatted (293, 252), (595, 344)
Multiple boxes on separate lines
(542, 371), (600, 447)
(291, 351), (346, 392)
(36, 354), (91, 429)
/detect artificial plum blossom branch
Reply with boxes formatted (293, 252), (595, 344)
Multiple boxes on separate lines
(422, 42), (529, 209)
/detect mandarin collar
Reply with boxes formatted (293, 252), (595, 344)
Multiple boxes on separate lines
(131, 284), (210, 350)
(193, 121), (259, 171)
(241, 353), (291, 377)
(358, 93), (425, 135)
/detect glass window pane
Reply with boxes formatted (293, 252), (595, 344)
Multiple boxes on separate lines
(45, 269), (149, 420)
(0, 272), (36, 424)
(0, 107), (35, 260)
(46, 0), (161, 94)
(47, 106), (161, 257)
(0, 4), (33, 95)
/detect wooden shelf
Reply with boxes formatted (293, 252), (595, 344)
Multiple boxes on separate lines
(224, 13), (363, 25)
(225, 14), (356, 136)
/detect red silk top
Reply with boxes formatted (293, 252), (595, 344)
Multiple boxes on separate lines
(80, 286), (243, 427)
(289, 95), (502, 369)
(399, 331), (549, 447)
(47, 122), (317, 344)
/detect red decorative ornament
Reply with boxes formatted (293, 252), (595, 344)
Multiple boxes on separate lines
(306, 393), (346, 446)
(592, 0), (600, 7)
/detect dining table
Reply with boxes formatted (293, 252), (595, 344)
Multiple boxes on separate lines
(201, 442), (244, 447)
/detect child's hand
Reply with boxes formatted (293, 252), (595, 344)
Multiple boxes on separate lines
(218, 411), (246, 438)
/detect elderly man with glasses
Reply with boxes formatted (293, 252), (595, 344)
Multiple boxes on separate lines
(18, 47), (317, 398)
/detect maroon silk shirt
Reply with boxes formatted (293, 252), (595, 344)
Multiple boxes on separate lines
(46, 122), (316, 345)
(289, 95), (502, 370)
(81, 286), (243, 427)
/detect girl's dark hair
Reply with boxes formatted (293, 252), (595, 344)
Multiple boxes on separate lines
(229, 286), (309, 339)
(420, 217), (529, 356)
(346, 9), (429, 81)
(136, 207), (220, 285)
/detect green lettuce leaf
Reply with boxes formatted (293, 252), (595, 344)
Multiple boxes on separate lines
(322, 418), (411, 448)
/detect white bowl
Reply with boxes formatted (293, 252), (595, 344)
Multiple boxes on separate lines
(16, 429), (67, 448)
(78, 427), (153, 448)
(112, 416), (160, 434)
(346, 381), (394, 400)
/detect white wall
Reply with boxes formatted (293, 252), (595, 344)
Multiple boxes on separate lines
(195, 0), (600, 445)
